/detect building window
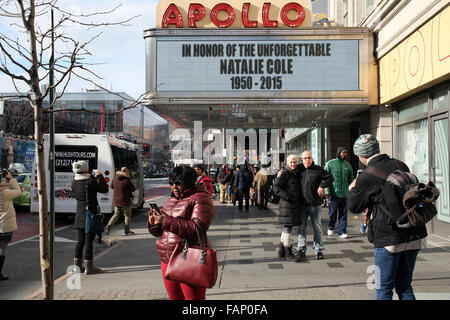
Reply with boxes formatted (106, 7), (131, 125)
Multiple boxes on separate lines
(397, 119), (429, 183)
(432, 87), (449, 110)
(398, 96), (428, 121)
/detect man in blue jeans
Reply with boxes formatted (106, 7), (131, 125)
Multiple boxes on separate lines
(347, 134), (427, 300)
(297, 151), (334, 260)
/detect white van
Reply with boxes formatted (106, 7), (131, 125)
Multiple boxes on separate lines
(30, 134), (144, 215)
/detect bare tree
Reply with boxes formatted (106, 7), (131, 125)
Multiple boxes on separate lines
(0, 0), (143, 299)
(3, 100), (34, 136)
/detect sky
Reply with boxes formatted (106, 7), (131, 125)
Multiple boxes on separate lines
(0, 0), (324, 101)
(0, 0), (159, 100)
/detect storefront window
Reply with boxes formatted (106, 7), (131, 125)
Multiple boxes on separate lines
(432, 87), (449, 110)
(398, 97), (428, 121)
(398, 119), (428, 183)
(434, 118), (449, 223)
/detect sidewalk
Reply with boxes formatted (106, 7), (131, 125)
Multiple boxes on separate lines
(29, 198), (450, 300)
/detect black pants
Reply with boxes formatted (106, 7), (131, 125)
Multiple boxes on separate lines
(75, 229), (96, 260)
(237, 188), (250, 211)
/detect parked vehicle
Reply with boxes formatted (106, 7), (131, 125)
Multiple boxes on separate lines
(13, 172), (31, 209)
(30, 134), (145, 215)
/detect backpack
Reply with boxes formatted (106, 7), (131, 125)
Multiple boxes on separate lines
(365, 160), (439, 228)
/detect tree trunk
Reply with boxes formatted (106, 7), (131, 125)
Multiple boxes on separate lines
(34, 100), (52, 300)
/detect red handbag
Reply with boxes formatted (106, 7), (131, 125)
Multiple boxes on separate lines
(165, 221), (218, 288)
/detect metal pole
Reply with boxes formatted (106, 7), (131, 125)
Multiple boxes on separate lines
(49, 8), (55, 293)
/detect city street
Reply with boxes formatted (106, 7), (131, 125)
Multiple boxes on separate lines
(0, 178), (169, 300)
(1, 189), (449, 300)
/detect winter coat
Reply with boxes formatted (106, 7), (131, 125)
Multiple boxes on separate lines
(253, 168), (270, 192)
(324, 148), (355, 198)
(71, 174), (109, 229)
(110, 171), (136, 207)
(234, 167), (253, 191)
(218, 167), (231, 184)
(148, 184), (215, 264)
(274, 166), (302, 226)
(347, 154), (427, 248)
(198, 174), (214, 197)
(0, 179), (21, 234)
(300, 163), (334, 206)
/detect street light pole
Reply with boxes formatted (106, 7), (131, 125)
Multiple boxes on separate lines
(48, 8), (55, 296)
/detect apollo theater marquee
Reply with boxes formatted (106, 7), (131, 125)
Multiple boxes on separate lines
(144, 0), (378, 166)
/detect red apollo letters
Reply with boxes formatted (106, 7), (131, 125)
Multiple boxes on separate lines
(162, 2), (306, 28)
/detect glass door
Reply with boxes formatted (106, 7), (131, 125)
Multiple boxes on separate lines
(431, 114), (450, 237)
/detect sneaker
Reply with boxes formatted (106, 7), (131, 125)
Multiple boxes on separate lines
(327, 229), (333, 236)
(316, 252), (324, 260)
(360, 224), (367, 234)
(338, 233), (348, 239)
(124, 231), (136, 236)
(104, 225), (111, 236)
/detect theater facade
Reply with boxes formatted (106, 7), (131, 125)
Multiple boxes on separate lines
(144, 0), (377, 171)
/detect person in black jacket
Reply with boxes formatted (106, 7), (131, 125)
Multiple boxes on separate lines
(347, 134), (427, 300)
(71, 160), (109, 275)
(274, 154), (303, 262)
(297, 151), (334, 260)
(218, 165), (231, 203)
(234, 163), (253, 211)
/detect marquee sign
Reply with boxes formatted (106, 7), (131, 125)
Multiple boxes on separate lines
(156, 0), (312, 29)
(145, 28), (377, 105)
(156, 38), (359, 92)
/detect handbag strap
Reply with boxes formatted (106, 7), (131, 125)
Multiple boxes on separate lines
(183, 218), (209, 251)
(85, 181), (89, 210)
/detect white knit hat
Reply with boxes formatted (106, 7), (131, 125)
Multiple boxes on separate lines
(72, 160), (89, 174)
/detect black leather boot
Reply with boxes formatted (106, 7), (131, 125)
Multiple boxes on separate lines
(0, 256), (8, 281)
(73, 258), (85, 273)
(84, 260), (102, 275)
(293, 248), (305, 262)
(285, 246), (296, 261)
(277, 243), (286, 258)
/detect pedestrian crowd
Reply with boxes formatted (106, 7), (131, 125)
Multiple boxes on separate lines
(0, 134), (432, 302)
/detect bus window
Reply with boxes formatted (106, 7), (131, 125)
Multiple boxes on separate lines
(55, 145), (98, 172)
(111, 146), (139, 179)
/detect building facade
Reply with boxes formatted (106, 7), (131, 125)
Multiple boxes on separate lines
(0, 90), (170, 172)
(330, 0), (450, 239)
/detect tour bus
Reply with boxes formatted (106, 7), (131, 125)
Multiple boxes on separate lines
(30, 134), (145, 215)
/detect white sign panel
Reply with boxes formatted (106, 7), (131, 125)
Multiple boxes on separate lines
(157, 39), (359, 92)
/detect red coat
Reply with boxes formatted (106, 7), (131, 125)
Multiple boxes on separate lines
(198, 174), (214, 197)
(148, 184), (215, 264)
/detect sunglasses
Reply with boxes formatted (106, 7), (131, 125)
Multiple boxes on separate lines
(302, 157), (312, 160)
(169, 180), (182, 186)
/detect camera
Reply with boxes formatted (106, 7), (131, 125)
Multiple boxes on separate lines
(0, 169), (8, 179)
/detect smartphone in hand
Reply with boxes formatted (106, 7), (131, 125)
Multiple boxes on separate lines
(149, 202), (160, 215)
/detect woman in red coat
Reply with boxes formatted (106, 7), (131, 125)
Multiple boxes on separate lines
(148, 166), (215, 300)
(193, 164), (214, 197)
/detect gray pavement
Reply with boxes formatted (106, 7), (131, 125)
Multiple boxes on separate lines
(27, 197), (450, 300)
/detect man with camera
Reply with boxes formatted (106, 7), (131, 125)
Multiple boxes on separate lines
(0, 169), (22, 280)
